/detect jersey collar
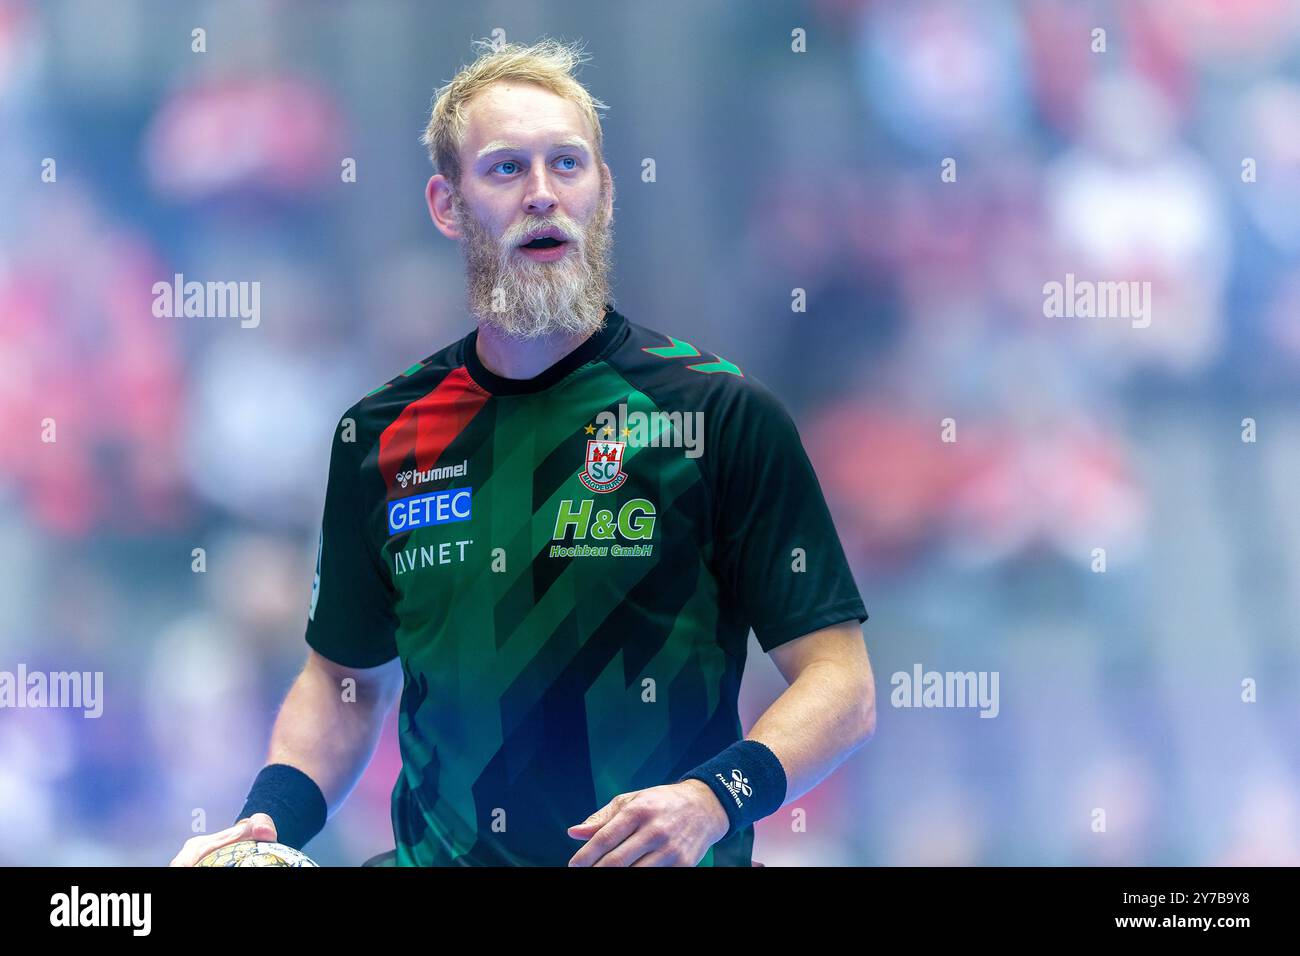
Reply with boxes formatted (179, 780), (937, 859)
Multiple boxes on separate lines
(462, 305), (628, 396)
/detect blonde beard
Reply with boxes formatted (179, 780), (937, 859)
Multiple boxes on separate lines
(455, 187), (614, 340)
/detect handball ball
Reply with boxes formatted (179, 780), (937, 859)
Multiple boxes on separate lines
(197, 840), (319, 867)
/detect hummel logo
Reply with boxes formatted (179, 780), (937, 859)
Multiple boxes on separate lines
(396, 459), (468, 489)
(716, 769), (752, 808)
(728, 769), (753, 798)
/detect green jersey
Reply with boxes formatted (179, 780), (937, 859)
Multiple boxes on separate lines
(305, 306), (867, 865)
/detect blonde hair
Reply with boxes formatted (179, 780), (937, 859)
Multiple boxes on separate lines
(422, 38), (608, 186)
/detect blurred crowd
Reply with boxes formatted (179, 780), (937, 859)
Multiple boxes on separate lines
(1, 0), (1298, 865)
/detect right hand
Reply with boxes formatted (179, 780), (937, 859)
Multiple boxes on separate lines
(169, 812), (278, 867)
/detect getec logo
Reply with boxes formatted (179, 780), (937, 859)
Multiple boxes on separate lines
(388, 487), (472, 536)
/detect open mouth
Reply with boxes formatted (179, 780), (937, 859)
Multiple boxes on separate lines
(517, 231), (572, 261)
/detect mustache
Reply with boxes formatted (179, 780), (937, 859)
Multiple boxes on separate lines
(499, 218), (581, 256)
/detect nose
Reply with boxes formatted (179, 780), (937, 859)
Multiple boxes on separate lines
(523, 165), (559, 216)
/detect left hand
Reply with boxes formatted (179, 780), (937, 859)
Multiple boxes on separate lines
(566, 780), (730, 866)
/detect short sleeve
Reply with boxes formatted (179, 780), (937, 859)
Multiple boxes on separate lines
(304, 412), (399, 668)
(708, 381), (867, 653)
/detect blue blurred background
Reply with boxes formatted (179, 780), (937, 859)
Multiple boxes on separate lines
(2, 0), (1299, 866)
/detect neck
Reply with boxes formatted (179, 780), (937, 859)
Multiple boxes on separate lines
(474, 322), (596, 381)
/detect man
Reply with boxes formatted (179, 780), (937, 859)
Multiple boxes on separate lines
(172, 37), (874, 868)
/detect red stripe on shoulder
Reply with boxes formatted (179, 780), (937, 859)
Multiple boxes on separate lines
(377, 366), (488, 495)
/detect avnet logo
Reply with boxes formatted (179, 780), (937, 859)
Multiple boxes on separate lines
(388, 487), (472, 536)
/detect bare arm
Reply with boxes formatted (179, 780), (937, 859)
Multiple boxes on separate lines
(747, 619), (876, 805)
(266, 648), (403, 816)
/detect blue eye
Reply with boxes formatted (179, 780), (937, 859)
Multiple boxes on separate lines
(492, 156), (579, 176)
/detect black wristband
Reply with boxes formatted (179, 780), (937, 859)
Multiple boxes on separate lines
(678, 739), (787, 839)
(236, 763), (328, 850)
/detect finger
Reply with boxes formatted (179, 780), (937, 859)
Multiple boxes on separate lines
(593, 825), (668, 868)
(247, 812), (278, 842)
(170, 819), (253, 867)
(630, 847), (679, 867)
(193, 820), (256, 864)
(566, 792), (631, 837)
(566, 806), (612, 838)
(567, 808), (643, 867)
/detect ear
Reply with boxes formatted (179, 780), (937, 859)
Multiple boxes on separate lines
(601, 162), (615, 219)
(426, 174), (462, 240)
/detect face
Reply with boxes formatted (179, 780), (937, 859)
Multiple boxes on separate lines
(429, 81), (615, 340)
